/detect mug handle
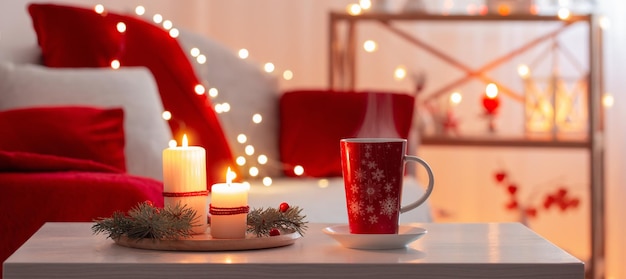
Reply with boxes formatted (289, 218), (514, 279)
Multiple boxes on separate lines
(400, 155), (435, 213)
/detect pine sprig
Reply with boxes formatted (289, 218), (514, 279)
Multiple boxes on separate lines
(247, 206), (308, 237)
(92, 201), (197, 240)
(92, 201), (308, 240)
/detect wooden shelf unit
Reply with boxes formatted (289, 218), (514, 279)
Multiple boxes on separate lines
(328, 11), (604, 278)
(420, 135), (591, 148)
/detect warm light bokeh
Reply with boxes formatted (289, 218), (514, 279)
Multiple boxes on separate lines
(486, 83), (498, 98)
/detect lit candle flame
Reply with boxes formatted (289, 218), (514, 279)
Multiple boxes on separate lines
(226, 167), (236, 185)
(182, 134), (188, 147)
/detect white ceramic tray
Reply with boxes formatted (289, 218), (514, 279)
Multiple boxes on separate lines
(114, 229), (301, 251)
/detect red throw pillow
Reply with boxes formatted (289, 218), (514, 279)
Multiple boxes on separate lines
(0, 106), (126, 171)
(279, 90), (415, 177)
(28, 3), (236, 185)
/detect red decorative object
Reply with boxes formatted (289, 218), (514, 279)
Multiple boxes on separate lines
(342, 140), (409, 234)
(279, 202), (290, 213)
(495, 171), (507, 182)
(492, 169), (580, 222)
(162, 190), (210, 197)
(279, 90), (415, 177)
(507, 184), (518, 195)
(0, 150), (164, 277)
(482, 94), (501, 115)
(339, 139), (434, 234)
(442, 110), (460, 135)
(481, 83), (500, 133)
(506, 200), (519, 210)
(28, 3), (237, 186)
(209, 205), (250, 216)
(525, 208), (537, 217)
(269, 228), (281, 236)
(482, 83), (501, 115)
(0, 106), (126, 171)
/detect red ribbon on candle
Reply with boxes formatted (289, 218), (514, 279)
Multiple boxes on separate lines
(162, 190), (209, 197)
(209, 204), (250, 215)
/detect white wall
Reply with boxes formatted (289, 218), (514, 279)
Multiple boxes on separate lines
(1, 0), (624, 277)
(600, 0), (626, 278)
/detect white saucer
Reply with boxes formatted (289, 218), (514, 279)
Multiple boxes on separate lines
(322, 224), (427, 250)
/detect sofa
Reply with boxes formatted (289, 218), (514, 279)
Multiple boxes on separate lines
(0, 3), (432, 276)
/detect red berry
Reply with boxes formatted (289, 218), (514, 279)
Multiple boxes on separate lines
(506, 200), (518, 210)
(507, 184), (518, 195)
(269, 228), (281, 236)
(525, 208), (537, 218)
(495, 171), (506, 183)
(556, 187), (568, 198)
(543, 195), (555, 209)
(569, 198), (580, 209)
(279, 202), (290, 212)
(558, 201), (568, 211)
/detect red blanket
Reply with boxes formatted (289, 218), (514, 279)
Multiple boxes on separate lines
(0, 151), (164, 277)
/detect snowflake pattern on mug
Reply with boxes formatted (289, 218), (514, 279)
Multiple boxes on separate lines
(347, 143), (402, 226)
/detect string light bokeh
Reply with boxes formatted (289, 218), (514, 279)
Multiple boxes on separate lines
(89, 1), (612, 188)
(94, 4), (315, 187)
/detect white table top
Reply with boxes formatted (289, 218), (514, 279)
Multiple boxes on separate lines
(3, 222), (583, 279)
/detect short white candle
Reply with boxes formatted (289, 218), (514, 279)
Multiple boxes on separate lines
(162, 135), (208, 234)
(210, 168), (249, 239)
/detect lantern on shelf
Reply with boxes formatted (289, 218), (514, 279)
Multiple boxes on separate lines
(554, 78), (588, 135)
(521, 63), (588, 137)
(522, 65), (555, 135)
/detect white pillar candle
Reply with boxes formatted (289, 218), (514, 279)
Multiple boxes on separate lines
(162, 135), (208, 234)
(210, 168), (249, 239)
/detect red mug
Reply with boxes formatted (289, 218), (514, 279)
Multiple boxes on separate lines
(340, 138), (434, 234)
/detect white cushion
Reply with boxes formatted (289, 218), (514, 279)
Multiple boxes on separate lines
(177, 30), (282, 178)
(0, 63), (171, 181)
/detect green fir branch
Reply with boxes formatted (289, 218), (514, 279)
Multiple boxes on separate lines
(247, 206), (308, 237)
(92, 201), (308, 240)
(92, 201), (197, 240)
